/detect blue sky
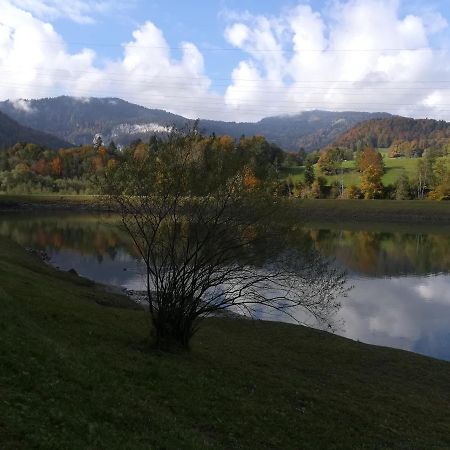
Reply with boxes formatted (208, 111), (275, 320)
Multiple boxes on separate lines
(56, 0), (307, 93)
(53, 0), (450, 93)
(2, 0), (450, 121)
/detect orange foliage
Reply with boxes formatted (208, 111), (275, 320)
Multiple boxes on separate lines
(243, 167), (259, 190)
(98, 146), (107, 158)
(217, 135), (235, 151)
(32, 159), (48, 175)
(92, 156), (104, 172)
(51, 157), (63, 176)
(358, 148), (384, 174)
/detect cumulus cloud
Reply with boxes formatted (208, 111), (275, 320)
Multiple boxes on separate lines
(337, 275), (450, 358)
(223, 0), (450, 121)
(2, 0), (450, 121)
(0, 0), (219, 119)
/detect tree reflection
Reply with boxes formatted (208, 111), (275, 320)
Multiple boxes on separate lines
(308, 229), (450, 276)
(0, 214), (449, 277)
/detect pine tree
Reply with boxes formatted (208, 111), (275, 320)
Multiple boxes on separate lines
(304, 159), (315, 187)
(395, 171), (410, 200)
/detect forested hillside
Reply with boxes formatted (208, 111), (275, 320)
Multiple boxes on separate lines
(0, 110), (70, 150)
(0, 97), (388, 150)
(0, 97), (186, 147)
(331, 117), (450, 156)
(200, 110), (390, 151)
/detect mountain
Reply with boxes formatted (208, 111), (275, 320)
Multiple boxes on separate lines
(199, 111), (391, 151)
(0, 96), (390, 151)
(0, 97), (186, 148)
(328, 116), (450, 155)
(0, 110), (70, 150)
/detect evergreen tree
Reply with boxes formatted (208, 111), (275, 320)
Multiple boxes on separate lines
(304, 159), (315, 187)
(395, 171), (410, 200)
(108, 140), (118, 154)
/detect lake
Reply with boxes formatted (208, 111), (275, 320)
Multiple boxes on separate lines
(1, 212), (449, 361)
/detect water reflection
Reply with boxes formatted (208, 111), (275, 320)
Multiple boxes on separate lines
(344, 276), (450, 361)
(306, 228), (450, 276)
(1, 212), (449, 360)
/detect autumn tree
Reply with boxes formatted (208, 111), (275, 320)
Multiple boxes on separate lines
(101, 131), (347, 351)
(343, 184), (361, 199)
(356, 148), (384, 174)
(51, 156), (63, 177)
(429, 159), (450, 200)
(360, 165), (383, 199)
(317, 148), (343, 175)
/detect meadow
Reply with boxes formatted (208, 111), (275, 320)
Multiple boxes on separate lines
(283, 150), (450, 188)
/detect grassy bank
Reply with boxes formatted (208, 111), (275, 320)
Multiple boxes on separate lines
(1, 237), (450, 449)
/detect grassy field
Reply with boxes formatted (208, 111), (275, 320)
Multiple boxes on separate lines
(1, 236), (450, 449)
(283, 152), (450, 187)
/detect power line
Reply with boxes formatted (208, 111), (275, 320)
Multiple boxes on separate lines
(2, 80), (450, 106)
(24, 39), (450, 54)
(4, 71), (450, 98)
(3, 66), (450, 85)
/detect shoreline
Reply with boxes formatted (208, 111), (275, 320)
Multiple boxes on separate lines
(0, 195), (450, 227)
(27, 246), (244, 319)
(2, 194), (450, 225)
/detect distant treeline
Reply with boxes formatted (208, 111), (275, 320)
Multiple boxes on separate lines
(1, 131), (449, 200)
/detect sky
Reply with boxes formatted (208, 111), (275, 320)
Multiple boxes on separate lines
(2, 0), (450, 121)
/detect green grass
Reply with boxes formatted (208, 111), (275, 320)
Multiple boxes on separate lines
(1, 237), (450, 449)
(283, 153), (450, 187)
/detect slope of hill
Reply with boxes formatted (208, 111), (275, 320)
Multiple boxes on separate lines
(0, 97), (186, 148)
(0, 110), (70, 150)
(330, 116), (450, 154)
(200, 111), (391, 151)
(0, 97), (389, 150)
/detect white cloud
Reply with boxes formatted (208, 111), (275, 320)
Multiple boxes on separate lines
(0, 1), (220, 119)
(223, 0), (450, 121)
(1, 0), (450, 122)
(11, 98), (36, 112)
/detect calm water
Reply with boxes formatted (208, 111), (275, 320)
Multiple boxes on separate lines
(1, 212), (450, 361)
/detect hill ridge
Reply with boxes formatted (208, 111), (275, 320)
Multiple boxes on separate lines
(0, 109), (71, 150)
(0, 96), (390, 150)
